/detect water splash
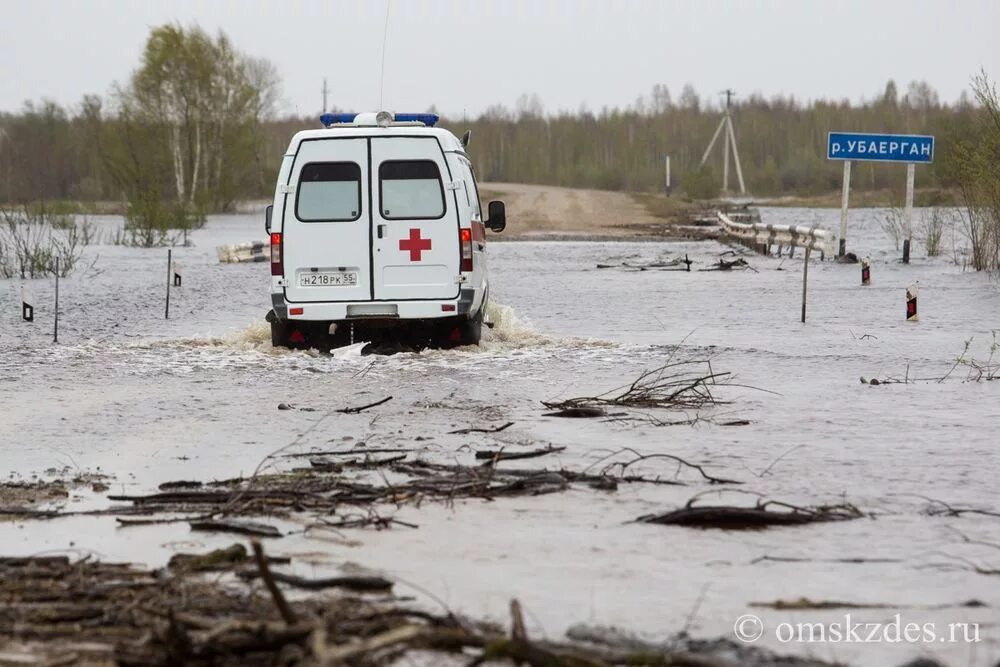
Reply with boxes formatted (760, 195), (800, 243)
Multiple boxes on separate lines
(482, 301), (610, 352)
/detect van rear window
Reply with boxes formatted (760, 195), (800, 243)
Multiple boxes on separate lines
(296, 162), (362, 222)
(379, 160), (445, 220)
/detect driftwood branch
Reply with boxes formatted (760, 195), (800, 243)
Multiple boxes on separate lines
(599, 449), (741, 485)
(251, 540), (298, 626)
(337, 396), (393, 414)
(450, 421), (515, 435)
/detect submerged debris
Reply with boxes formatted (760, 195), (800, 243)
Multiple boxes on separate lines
(543, 406), (610, 418)
(596, 254), (693, 272)
(699, 257), (756, 272)
(542, 360), (731, 414)
(91, 451), (752, 534)
(638, 499), (864, 529)
(0, 553), (836, 666)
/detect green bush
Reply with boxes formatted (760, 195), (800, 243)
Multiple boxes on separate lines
(684, 166), (717, 200)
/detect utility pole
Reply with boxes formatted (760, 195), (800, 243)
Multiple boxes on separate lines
(321, 78), (329, 113)
(699, 88), (747, 196)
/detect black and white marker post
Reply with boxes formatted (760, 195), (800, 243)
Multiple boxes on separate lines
(165, 249), (172, 319)
(21, 286), (33, 322)
(906, 283), (919, 322)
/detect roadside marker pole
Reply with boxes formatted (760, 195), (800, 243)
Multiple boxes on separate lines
(838, 160), (851, 257)
(165, 249), (171, 320)
(801, 247), (811, 323)
(902, 162), (915, 264)
(906, 283), (919, 321)
(664, 155), (671, 196)
(53, 257), (59, 343)
(21, 286), (33, 322)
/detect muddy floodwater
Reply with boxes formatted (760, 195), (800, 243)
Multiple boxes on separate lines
(1, 208), (998, 666)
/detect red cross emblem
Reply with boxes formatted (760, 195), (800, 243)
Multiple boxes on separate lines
(399, 228), (432, 261)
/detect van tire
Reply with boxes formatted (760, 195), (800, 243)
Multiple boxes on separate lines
(270, 320), (290, 348)
(455, 308), (483, 346)
(271, 319), (311, 349)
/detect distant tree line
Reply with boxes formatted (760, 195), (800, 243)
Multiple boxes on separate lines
(0, 23), (992, 223)
(443, 80), (976, 199)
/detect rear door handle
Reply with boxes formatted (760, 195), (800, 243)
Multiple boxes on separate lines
(377, 224), (386, 239)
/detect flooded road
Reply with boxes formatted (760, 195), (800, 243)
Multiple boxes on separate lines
(1, 208), (998, 666)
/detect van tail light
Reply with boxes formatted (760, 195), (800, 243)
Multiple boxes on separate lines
(459, 228), (473, 272)
(270, 232), (283, 276)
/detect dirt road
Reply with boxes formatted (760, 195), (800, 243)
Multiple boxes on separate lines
(478, 182), (681, 239)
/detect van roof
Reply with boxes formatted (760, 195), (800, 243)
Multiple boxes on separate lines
(286, 126), (466, 156)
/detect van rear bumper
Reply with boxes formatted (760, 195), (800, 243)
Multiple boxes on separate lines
(272, 287), (477, 322)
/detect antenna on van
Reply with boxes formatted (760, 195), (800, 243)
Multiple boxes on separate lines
(378, 0), (392, 110)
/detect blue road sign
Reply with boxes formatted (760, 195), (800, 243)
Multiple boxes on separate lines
(827, 132), (934, 163)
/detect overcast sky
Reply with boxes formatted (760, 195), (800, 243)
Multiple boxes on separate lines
(1, 0), (997, 118)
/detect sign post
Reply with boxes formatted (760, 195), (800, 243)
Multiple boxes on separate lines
(838, 160), (851, 257)
(903, 162), (915, 263)
(827, 132), (934, 260)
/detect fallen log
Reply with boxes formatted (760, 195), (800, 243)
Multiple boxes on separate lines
(189, 519), (282, 538)
(236, 569), (394, 593)
(543, 407), (607, 418)
(637, 502), (863, 530)
(475, 446), (567, 462)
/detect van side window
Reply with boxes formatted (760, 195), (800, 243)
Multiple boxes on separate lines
(297, 162), (362, 222)
(379, 160), (445, 220)
(465, 162), (482, 218)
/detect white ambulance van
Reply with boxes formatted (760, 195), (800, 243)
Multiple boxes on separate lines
(264, 111), (506, 349)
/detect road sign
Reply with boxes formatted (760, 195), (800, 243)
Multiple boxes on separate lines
(827, 132), (934, 164)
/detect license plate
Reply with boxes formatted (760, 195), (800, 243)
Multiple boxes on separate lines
(299, 272), (357, 287)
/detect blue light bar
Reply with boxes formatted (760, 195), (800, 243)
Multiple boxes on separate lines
(320, 112), (358, 127)
(394, 113), (439, 127)
(319, 112), (439, 128)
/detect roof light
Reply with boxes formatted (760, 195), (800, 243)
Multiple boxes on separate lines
(395, 113), (439, 127)
(319, 112), (440, 128)
(320, 112), (358, 127)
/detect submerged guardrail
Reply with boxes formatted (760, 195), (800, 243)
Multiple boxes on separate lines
(717, 212), (836, 257)
(717, 212), (835, 323)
